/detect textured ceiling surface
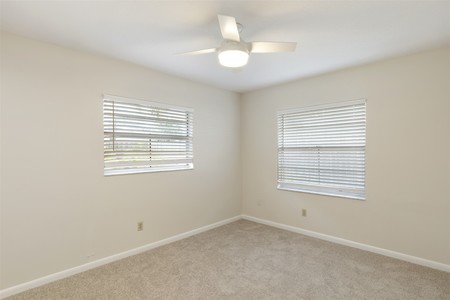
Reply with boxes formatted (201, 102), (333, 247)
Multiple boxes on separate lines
(1, 1), (449, 92)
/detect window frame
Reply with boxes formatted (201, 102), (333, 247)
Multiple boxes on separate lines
(277, 99), (366, 200)
(103, 94), (194, 176)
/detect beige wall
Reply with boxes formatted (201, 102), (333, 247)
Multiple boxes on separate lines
(241, 46), (450, 265)
(1, 32), (449, 290)
(0, 33), (241, 289)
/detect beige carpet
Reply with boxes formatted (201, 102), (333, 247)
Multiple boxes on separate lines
(6, 220), (450, 299)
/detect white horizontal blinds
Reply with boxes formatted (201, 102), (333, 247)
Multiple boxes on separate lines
(103, 96), (193, 175)
(278, 100), (366, 199)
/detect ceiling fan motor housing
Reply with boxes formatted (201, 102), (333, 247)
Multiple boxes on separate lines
(220, 40), (249, 53)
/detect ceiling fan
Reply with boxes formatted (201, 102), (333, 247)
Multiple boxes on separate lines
(180, 15), (297, 68)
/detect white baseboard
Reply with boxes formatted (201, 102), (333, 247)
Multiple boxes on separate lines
(2, 214), (449, 299)
(242, 214), (450, 273)
(0, 215), (241, 299)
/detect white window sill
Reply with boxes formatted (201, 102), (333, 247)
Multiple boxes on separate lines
(277, 184), (365, 201)
(104, 166), (194, 176)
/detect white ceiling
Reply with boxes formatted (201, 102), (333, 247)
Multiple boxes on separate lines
(1, 1), (449, 92)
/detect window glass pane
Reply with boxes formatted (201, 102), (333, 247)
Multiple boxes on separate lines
(277, 100), (366, 200)
(103, 95), (193, 176)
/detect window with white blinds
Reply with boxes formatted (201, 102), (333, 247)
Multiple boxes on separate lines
(277, 99), (366, 200)
(103, 95), (193, 176)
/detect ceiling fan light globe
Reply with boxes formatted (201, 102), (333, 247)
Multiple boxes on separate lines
(218, 50), (249, 68)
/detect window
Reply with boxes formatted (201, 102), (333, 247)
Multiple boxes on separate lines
(277, 99), (366, 200)
(103, 95), (193, 176)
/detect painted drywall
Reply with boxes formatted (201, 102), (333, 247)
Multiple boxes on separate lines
(1, 31), (449, 292)
(0, 33), (241, 289)
(241, 46), (450, 265)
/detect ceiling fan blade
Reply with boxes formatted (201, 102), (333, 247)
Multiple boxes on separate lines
(176, 48), (217, 55)
(250, 42), (297, 53)
(218, 15), (240, 42)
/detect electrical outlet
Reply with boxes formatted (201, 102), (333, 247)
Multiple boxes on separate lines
(302, 209), (307, 217)
(137, 221), (144, 231)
